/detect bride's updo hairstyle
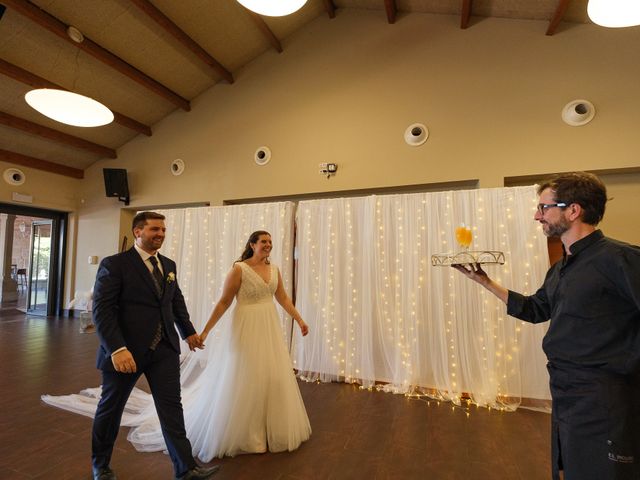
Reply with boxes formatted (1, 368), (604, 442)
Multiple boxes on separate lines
(238, 230), (271, 263)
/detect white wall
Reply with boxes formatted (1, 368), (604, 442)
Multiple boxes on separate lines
(8, 10), (640, 294)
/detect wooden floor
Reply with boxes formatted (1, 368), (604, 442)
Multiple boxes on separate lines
(0, 310), (552, 479)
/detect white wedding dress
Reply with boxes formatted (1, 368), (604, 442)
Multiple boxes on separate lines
(43, 262), (311, 461)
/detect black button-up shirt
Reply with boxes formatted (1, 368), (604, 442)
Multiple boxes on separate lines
(507, 230), (640, 375)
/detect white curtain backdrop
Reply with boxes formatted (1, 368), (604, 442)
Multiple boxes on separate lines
(158, 202), (297, 350)
(45, 189), (553, 424)
(42, 202), (297, 425)
(292, 186), (551, 410)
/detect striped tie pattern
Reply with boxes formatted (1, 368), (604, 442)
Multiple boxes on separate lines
(148, 256), (164, 350)
(148, 256), (164, 295)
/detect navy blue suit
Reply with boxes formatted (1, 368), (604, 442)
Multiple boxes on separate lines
(91, 247), (197, 476)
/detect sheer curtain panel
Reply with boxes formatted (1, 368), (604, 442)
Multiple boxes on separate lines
(293, 186), (551, 410)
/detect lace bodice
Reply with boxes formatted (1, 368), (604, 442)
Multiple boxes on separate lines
(236, 262), (277, 305)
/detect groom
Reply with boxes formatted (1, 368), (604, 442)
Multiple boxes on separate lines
(91, 211), (219, 480)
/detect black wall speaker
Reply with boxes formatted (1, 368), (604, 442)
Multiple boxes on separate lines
(103, 168), (130, 205)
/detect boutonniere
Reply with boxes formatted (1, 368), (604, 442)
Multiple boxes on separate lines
(167, 272), (176, 283)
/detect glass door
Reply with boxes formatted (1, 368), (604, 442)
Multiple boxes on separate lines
(0, 203), (67, 316)
(26, 220), (52, 315)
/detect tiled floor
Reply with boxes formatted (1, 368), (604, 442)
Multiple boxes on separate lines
(0, 311), (551, 479)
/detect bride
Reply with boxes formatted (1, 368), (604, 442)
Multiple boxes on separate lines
(184, 230), (311, 459)
(44, 230), (311, 461)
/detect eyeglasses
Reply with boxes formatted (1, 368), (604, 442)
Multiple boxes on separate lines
(536, 202), (567, 215)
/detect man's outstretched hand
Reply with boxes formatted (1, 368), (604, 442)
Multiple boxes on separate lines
(452, 263), (509, 305)
(452, 263), (489, 286)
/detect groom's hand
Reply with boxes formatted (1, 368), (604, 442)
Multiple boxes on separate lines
(112, 349), (137, 373)
(186, 333), (204, 351)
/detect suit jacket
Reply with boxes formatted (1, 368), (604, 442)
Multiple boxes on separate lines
(92, 247), (196, 370)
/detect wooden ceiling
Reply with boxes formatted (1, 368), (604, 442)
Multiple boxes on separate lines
(0, 0), (590, 179)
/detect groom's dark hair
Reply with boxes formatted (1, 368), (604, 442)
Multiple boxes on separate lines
(132, 211), (165, 232)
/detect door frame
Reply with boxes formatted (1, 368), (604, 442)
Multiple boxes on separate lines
(0, 203), (67, 316)
(27, 220), (53, 314)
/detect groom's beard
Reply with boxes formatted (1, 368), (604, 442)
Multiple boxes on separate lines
(139, 235), (164, 252)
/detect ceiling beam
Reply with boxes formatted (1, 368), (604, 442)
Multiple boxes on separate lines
(129, 0), (234, 84)
(245, 11), (283, 53)
(2, 0), (191, 111)
(0, 59), (152, 137)
(384, 0), (396, 24)
(323, 0), (336, 19)
(0, 111), (117, 158)
(546, 0), (570, 35)
(0, 148), (84, 179)
(461, 0), (473, 29)
(110, 112), (152, 137)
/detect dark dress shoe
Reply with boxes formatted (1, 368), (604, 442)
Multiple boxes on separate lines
(93, 466), (117, 480)
(175, 464), (220, 480)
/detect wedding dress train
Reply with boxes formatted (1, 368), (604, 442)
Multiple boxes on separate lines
(42, 261), (311, 461)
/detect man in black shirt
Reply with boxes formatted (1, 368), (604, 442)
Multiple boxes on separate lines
(454, 172), (640, 480)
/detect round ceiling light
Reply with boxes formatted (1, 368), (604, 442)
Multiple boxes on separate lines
(587, 0), (640, 28)
(236, 0), (307, 16)
(25, 88), (114, 127)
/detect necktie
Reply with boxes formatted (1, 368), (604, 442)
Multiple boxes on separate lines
(148, 256), (164, 295)
(148, 256), (164, 349)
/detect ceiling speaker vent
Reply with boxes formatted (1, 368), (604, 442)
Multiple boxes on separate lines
(254, 146), (271, 166)
(404, 123), (429, 146)
(3, 168), (26, 186)
(171, 159), (185, 176)
(561, 100), (595, 126)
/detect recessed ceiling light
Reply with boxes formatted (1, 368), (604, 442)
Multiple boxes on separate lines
(25, 89), (114, 127)
(66, 25), (84, 43)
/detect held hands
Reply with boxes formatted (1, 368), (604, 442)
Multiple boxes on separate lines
(197, 330), (210, 347)
(186, 333), (205, 351)
(112, 349), (137, 374)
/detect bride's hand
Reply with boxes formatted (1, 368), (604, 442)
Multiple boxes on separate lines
(199, 331), (209, 344)
(298, 320), (309, 337)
